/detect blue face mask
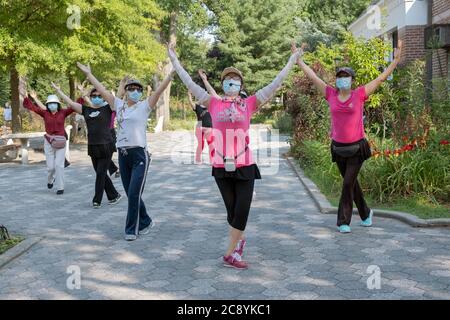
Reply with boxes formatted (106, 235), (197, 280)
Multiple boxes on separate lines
(223, 79), (241, 95)
(91, 97), (104, 106)
(336, 77), (352, 90)
(128, 90), (143, 102)
(48, 103), (58, 112)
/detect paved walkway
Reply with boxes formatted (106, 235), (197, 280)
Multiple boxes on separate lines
(0, 128), (450, 300)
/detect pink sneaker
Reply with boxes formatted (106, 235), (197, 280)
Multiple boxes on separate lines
(234, 239), (247, 256)
(223, 253), (248, 270)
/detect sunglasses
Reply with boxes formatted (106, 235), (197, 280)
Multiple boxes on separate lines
(127, 87), (143, 92)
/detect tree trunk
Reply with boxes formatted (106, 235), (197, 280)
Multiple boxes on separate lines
(10, 66), (21, 133)
(68, 75), (77, 142)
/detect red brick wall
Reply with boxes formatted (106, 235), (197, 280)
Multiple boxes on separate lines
(431, 0), (450, 79)
(398, 26), (427, 64)
(433, 0), (450, 19)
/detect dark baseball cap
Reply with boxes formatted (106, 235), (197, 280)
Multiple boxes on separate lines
(125, 79), (143, 90)
(336, 67), (356, 78)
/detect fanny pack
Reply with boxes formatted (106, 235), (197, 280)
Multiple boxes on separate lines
(216, 146), (249, 172)
(332, 144), (360, 158)
(45, 134), (66, 149)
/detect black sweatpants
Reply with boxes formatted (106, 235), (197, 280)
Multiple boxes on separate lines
(215, 177), (255, 231)
(108, 160), (119, 176)
(335, 156), (370, 226)
(91, 155), (119, 204)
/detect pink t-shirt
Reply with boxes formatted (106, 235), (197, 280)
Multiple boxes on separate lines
(208, 95), (258, 168)
(326, 86), (368, 143)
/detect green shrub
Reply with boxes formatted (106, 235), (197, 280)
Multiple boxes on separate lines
(291, 135), (450, 206)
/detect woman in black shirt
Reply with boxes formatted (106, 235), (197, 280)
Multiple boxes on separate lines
(51, 83), (121, 208)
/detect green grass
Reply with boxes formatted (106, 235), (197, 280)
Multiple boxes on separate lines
(301, 161), (450, 220)
(0, 236), (24, 255)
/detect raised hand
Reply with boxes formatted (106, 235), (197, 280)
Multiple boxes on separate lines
(394, 40), (403, 63)
(291, 41), (299, 55)
(51, 82), (61, 91)
(77, 62), (91, 74)
(76, 82), (85, 93)
(167, 42), (177, 60)
(198, 69), (207, 81)
(29, 89), (38, 99)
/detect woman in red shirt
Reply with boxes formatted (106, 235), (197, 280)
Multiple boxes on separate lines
(23, 92), (74, 195)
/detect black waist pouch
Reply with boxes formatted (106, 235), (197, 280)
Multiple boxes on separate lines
(332, 144), (360, 158)
(331, 139), (372, 163)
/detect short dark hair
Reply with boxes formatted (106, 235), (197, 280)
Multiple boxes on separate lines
(90, 88), (100, 96)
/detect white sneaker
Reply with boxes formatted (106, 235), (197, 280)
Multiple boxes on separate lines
(139, 220), (155, 235)
(108, 194), (122, 205)
(125, 234), (137, 241)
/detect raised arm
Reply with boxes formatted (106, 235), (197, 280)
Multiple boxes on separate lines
(77, 62), (115, 108)
(198, 70), (221, 99)
(148, 70), (175, 110)
(187, 91), (196, 110)
(147, 85), (153, 98)
(29, 90), (47, 110)
(365, 40), (403, 97)
(77, 81), (92, 106)
(255, 42), (301, 108)
(23, 95), (46, 117)
(117, 75), (130, 100)
(296, 44), (327, 97)
(51, 82), (82, 114)
(167, 45), (211, 108)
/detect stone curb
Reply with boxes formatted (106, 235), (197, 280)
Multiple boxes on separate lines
(286, 156), (450, 228)
(0, 237), (43, 270)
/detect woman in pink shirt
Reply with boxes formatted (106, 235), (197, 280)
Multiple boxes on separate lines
(295, 41), (403, 233)
(169, 43), (301, 269)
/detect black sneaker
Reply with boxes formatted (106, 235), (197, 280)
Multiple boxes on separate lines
(47, 179), (55, 189)
(93, 202), (101, 209)
(56, 190), (64, 195)
(64, 159), (70, 168)
(108, 194), (122, 205)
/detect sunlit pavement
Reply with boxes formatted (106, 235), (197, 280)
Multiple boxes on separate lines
(0, 127), (449, 300)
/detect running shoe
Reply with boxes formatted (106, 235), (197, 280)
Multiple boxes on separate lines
(234, 239), (247, 257)
(93, 202), (101, 209)
(56, 190), (64, 195)
(125, 234), (137, 241)
(47, 179), (55, 189)
(361, 209), (374, 227)
(338, 225), (351, 233)
(223, 252), (248, 270)
(139, 221), (155, 235)
(108, 194), (122, 205)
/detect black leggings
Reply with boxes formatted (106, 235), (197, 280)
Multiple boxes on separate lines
(215, 178), (255, 231)
(335, 156), (370, 226)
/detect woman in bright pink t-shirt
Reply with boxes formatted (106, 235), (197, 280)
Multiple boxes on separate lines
(168, 43), (301, 269)
(295, 41), (403, 234)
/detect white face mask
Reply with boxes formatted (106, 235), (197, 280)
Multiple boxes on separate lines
(336, 77), (352, 90)
(48, 103), (58, 112)
(223, 79), (242, 95)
